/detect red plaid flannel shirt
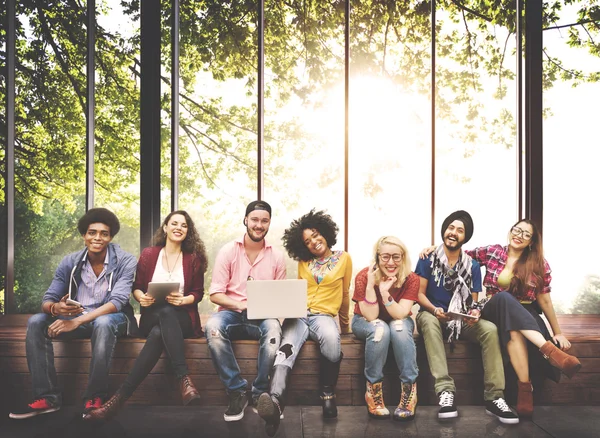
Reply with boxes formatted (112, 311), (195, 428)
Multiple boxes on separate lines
(466, 244), (551, 302)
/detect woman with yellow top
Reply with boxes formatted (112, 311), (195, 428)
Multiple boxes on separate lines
(258, 209), (351, 437)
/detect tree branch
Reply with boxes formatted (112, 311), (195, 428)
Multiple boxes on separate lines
(544, 19), (599, 31)
(35, 1), (86, 113)
(451, 0), (493, 23)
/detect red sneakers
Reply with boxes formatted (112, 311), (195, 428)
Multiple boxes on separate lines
(9, 398), (60, 420)
(83, 397), (103, 414)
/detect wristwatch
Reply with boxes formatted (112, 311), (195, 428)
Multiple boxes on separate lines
(384, 296), (394, 307)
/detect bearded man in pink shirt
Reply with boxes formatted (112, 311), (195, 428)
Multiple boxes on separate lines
(205, 200), (287, 422)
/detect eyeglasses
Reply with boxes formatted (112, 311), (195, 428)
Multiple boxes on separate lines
(378, 253), (403, 263)
(511, 226), (533, 240)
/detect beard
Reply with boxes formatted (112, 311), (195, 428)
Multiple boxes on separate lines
(247, 225), (268, 242)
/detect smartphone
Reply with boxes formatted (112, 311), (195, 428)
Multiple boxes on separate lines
(66, 298), (84, 308)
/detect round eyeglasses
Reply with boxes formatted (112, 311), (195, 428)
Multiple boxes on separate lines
(511, 226), (532, 240)
(378, 253), (403, 263)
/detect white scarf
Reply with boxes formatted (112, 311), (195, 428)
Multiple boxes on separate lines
(429, 245), (473, 342)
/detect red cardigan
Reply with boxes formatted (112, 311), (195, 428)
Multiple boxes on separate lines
(133, 246), (204, 337)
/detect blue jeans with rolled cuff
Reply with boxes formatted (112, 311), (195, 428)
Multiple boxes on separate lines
(26, 312), (128, 405)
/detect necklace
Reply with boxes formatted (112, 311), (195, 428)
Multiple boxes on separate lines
(165, 250), (182, 281)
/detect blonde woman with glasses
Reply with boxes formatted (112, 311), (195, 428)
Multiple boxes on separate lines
(351, 236), (420, 421)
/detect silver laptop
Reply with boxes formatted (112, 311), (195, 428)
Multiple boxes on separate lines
(246, 279), (307, 320)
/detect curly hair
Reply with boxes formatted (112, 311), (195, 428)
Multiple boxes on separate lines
(152, 210), (208, 273)
(77, 208), (120, 237)
(282, 209), (339, 261)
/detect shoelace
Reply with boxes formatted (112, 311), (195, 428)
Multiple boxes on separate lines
(493, 398), (511, 412)
(439, 391), (454, 407)
(372, 390), (384, 408)
(182, 376), (193, 389)
(400, 385), (412, 407)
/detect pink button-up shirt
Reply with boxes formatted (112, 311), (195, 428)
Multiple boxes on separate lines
(209, 235), (287, 311)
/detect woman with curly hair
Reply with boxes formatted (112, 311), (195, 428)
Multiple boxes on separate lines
(258, 209), (351, 437)
(352, 236), (420, 421)
(84, 210), (208, 422)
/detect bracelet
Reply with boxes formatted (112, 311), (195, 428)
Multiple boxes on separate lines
(384, 300), (394, 307)
(469, 297), (489, 311)
(433, 307), (441, 316)
(363, 296), (378, 305)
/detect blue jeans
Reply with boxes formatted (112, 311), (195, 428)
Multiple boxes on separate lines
(352, 314), (418, 384)
(205, 310), (281, 397)
(274, 314), (341, 369)
(26, 312), (128, 404)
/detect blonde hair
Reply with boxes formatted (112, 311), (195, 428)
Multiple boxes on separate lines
(372, 236), (412, 289)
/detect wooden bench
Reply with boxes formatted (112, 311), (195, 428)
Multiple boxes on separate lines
(1, 314), (599, 409)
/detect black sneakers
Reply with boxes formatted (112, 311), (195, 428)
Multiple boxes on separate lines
(485, 398), (520, 424)
(438, 391), (458, 418)
(224, 390), (248, 422)
(9, 398), (60, 420)
(251, 393), (283, 419)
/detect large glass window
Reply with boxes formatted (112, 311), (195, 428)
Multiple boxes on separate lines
(12, 2), (87, 312)
(176, 3), (258, 313)
(348, 2), (432, 272)
(95, 0), (141, 256)
(3, 1), (597, 316)
(263, 1), (346, 277)
(434, 3), (518, 254)
(543, 4), (600, 314)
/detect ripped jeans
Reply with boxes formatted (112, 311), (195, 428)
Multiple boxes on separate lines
(205, 310), (281, 398)
(351, 314), (418, 384)
(274, 314), (341, 368)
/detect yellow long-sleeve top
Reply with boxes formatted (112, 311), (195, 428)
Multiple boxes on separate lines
(298, 251), (352, 333)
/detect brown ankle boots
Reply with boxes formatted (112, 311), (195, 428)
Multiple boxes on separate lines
(539, 341), (582, 379)
(516, 380), (533, 417)
(179, 375), (201, 406)
(82, 392), (127, 422)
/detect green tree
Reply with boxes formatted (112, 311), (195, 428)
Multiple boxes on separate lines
(570, 275), (600, 314)
(2, 0), (599, 312)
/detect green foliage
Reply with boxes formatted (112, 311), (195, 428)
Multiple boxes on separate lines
(1, 0), (599, 313)
(570, 275), (600, 314)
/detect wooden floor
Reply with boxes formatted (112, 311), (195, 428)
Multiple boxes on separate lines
(1, 314), (599, 409)
(3, 405), (600, 438)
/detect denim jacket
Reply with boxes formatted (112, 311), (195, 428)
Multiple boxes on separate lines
(42, 243), (139, 336)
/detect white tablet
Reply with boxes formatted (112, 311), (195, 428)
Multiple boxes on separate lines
(446, 311), (478, 320)
(147, 282), (180, 301)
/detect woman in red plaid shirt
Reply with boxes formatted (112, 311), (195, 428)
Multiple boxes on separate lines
(422, 218), (581, 417)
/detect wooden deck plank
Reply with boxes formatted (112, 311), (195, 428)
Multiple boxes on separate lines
(1, 314), (599, 406)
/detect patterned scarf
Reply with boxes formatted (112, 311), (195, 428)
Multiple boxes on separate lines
(429, 244), (473, 342)
(308, 250), (342, 284)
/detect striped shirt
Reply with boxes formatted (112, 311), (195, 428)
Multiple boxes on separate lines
(78, 252), (111, 310)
